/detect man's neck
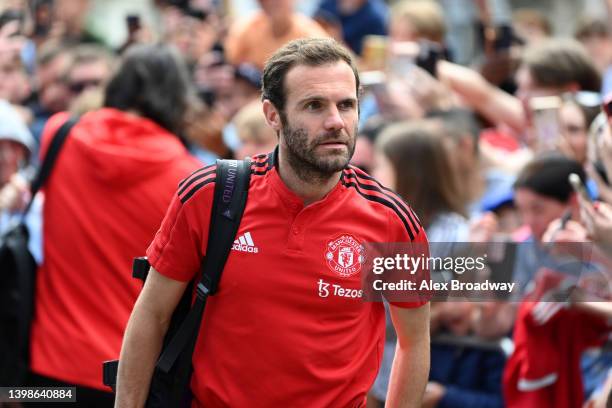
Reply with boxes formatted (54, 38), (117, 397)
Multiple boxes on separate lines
(277, 148), (341, 206)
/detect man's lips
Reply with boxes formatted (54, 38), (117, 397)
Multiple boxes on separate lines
(318, 141), (348, 148)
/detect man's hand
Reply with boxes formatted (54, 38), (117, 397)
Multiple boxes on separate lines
(115, 267), (188, 408)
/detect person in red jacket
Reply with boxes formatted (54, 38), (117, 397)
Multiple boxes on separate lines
(27, 44), (201, 407)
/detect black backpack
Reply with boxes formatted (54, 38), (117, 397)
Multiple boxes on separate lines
(0, 117), (78, 386)
(103, 158), (251, 407)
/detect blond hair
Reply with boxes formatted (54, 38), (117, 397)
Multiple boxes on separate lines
(233, 100), (276, 145)
(391, 0), (446, 44)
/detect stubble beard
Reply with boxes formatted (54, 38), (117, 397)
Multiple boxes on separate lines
(281, 118), (356, 184)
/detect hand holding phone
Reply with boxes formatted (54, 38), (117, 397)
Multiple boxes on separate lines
(529, 96), (562, 153)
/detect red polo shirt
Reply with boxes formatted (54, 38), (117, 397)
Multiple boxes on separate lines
(147, 152), (428, 407)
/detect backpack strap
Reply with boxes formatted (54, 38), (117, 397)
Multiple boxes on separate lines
(22, 116), (79, 217)
(156, 158), (252, 373)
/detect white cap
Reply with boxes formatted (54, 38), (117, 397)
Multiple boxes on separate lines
(0, 99), (35, 155)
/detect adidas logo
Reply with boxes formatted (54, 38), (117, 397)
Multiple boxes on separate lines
(232, 231), (259, 253)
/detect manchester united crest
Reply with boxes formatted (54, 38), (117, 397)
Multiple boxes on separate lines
(325, 234), (365, 277)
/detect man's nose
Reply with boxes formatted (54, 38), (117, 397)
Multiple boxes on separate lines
(324, 106), (344, 131)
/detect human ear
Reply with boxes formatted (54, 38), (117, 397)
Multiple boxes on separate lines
(262, 100), (282, 133)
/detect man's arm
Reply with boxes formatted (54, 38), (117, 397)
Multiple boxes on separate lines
(385, 303), (431, 408)
(437, 60), (526, 135)
(114, 267), (189, 408)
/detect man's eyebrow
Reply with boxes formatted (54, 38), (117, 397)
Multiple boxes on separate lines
(296, 95), (326, 105)
(339, 97), (358, 104)
(296, 96), (358, 105)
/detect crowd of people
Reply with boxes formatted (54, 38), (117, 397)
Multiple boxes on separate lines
(0, 0), (611, 407)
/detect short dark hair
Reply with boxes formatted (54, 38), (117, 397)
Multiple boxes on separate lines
(514, 154), (586, 203)
(104, 43), (192, 136)
(261, 38), (360, 114)
(521, 39), (601, 92)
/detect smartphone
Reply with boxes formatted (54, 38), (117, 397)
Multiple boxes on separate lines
(360, 70), (391, 106)
(387, 41), (418, 77)
(569, 173), (592, 203)
(530, 96), (562, 152)
(360, 70), (386, 89)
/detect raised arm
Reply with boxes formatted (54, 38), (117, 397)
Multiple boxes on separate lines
(437, 60), (527, 135)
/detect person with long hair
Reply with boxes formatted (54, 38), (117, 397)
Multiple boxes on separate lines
(27, 44), (201, 406)
(373, 119), (470, 242)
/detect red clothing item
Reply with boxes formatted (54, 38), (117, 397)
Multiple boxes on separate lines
(147, 152), (428, 407)
(503, 269), (609, 408)
(30, 109), (201, 390)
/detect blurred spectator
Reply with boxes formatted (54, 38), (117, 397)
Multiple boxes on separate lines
(314, 0), (388, 56)
(574, 15), (612, 95)
(351, 116), (385, 174)
(389, 0), (446, 46)
(0, 27), (31, 106)
(368, 119), (506, 406)
(512, 154), (586, 290)
(557, 92), (601, 165)
(29, 42), (73, 143)
(50, 0), (101, 45)
(224, 0), (328, 69)
(64, 44), (116, 114)
(0, 98), (41, 263)
(511, 8), (551, 45)
(426, 302), (505, 408)
(0, 99), (34, 222)
(220, 62), (262, 119)
(427, 109), (484, 211)
(27, 44), (201, 405)
(517, 39), (601, 101)
(438, 38), (601, 138)
(164, 6), (218, 67)
(373, 120), (469, 242)
(503, 266), (610, 408)
(189, 51), (262, 159)
(370, 302), (506, 408)
(187, 50), (232, 158)
(232, 99), (276, 159)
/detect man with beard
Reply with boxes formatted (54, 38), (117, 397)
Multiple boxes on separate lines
(116, 38), (430, 408)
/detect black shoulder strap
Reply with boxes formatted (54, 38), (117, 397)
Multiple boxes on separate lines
(156, 158), (251, 373)
(22, 116), (79, 216)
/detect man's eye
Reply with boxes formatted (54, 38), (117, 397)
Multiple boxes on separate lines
(305, 101), (322, 111)
(338, 101), (355, 110)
